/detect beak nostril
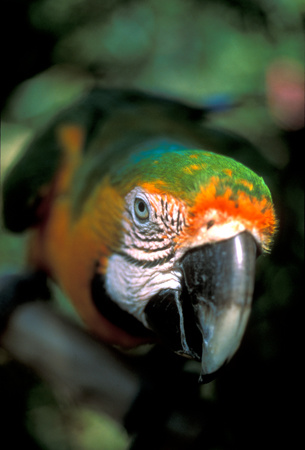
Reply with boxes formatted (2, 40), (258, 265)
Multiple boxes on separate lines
(207, 219), (215, 229)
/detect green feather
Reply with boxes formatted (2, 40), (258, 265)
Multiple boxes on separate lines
(109, 143), (272, 205)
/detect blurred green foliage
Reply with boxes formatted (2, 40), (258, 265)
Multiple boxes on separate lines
(1, 0), (304, 448)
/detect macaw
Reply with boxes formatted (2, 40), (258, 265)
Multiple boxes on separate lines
(2, 88), (277, 380)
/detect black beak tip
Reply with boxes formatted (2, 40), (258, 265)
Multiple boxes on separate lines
(198, 362), (228, 384)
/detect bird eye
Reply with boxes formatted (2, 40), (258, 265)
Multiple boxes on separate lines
(134, 197), (150, 221)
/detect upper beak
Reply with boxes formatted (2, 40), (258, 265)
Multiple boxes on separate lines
(144, 231), (257, 382)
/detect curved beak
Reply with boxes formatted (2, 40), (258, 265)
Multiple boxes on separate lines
(144, 231), (257, 381)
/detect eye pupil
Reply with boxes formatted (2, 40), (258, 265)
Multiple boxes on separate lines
(138, 201), (145, 212)
(134, 197), (149, 221)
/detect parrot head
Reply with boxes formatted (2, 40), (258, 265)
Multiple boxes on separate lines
(75, 141), (276, 380)
(2, 89), (277, 381)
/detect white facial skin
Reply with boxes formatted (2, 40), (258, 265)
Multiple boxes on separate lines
(105, 187), (184, 325)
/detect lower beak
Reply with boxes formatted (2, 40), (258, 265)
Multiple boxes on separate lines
(144, 231), (257, 381)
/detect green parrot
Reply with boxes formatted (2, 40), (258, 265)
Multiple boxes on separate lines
(2, 88), (277, 380)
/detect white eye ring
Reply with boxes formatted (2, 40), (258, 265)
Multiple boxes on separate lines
(134, 196), (150, 222)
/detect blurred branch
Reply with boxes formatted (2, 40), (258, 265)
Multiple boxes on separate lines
(0, 300), (140, 424)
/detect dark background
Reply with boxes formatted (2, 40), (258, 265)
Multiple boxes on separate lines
(1, 0), (304, 448)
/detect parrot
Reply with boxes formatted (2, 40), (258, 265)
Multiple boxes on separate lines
(2, 88), (277, 381)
